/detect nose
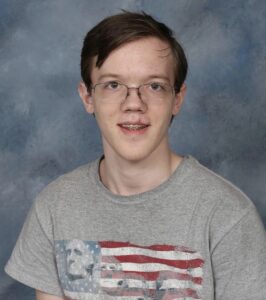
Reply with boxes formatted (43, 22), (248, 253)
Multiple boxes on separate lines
(121, 87), (147, 112)
(67, 250), (75, 261)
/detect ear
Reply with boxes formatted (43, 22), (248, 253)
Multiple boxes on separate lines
(78, 81), (94, 114)
(172, 83), (186, 116)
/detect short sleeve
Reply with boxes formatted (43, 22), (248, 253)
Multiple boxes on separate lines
(5, 196), (64, 297)
(211, 205), (266, 299)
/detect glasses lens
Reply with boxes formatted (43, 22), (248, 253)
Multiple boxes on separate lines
(94, 82), (126, 100)
(140, 83), (173, 100)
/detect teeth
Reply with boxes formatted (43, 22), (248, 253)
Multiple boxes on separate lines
(121, 124), (147, 130)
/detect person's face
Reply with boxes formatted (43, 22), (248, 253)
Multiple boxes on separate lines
(66, 240), (94, 278)
(79, 37), (185, 163)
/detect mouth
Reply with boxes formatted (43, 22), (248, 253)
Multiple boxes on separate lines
(118, 123), (150, 134)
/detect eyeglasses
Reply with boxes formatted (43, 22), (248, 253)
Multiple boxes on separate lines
(91, 81), (176, 102)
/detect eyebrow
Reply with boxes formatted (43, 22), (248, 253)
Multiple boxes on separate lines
(97, 74), (121, 81)
(97, 73), (172, 84)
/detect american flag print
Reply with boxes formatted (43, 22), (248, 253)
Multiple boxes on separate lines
(55, 240), (204, 300)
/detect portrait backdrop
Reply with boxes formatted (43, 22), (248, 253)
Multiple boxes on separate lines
(1, 0), (266, 298)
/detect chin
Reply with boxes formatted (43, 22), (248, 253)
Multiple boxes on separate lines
(103, 137), (163, 163)
(117, 148), (155, 163)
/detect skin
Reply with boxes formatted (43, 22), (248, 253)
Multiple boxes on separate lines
(36, 290), (68, 300)
(79, 37), (186, 196)
(37, 37), (186, 299)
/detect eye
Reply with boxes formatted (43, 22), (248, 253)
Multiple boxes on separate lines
(103, 81), (120, 90)
(149, 82), (165, 92)
(74, 249), (82, 256)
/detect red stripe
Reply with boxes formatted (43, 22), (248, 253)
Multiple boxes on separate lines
(101, 270), (146, 280)
(161, 288), (200, 299)
(101, 269), (202, 284)
(102, 255), (204, 269)
(99, 241), (195, 252)
(101, 287), (150, 297)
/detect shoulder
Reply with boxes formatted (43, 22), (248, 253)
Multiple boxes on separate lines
(34, 158), (99, 210)
(185, 156), (262, 247)
(185, 156), (253, 212)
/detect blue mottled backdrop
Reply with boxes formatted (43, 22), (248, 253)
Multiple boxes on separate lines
(1, 0), (265, 298)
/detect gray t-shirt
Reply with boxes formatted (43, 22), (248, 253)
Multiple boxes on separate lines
(5, 156), (266, 299)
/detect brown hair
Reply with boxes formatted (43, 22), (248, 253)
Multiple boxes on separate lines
(81, 11), (187, 92)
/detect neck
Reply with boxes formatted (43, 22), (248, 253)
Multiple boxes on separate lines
(99, 148), (182, 196)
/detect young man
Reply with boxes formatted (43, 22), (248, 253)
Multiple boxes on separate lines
(5, 11), (266, 300)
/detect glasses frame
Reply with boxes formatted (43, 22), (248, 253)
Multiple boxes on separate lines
(90, 81), (178, 101)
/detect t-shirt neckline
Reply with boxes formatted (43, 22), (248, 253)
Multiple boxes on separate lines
(89, 155), (194, 205)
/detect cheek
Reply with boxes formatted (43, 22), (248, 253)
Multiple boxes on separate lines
(94, 105), (118, 130)
(153, 103), (174, 121)
(94, 101), (118, 116)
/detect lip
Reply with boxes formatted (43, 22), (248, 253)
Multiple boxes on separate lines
(117, 122), (150, 135)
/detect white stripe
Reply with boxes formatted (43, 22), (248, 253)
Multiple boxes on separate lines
(100, 278), (156, 289)
(101, 247), (202, 260)
(158, 278), (202, 290)
(101, 262), (203, 277)
(65, 290), (200, 300)
(112, 298), (153, 300)
(64, 291), (107, 300)
(65, 291), (154, 300)
(100, 278), (201, 290)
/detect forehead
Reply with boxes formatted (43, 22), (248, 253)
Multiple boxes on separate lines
(66, 241), (86, 251)
(91, 37), (175, 83)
